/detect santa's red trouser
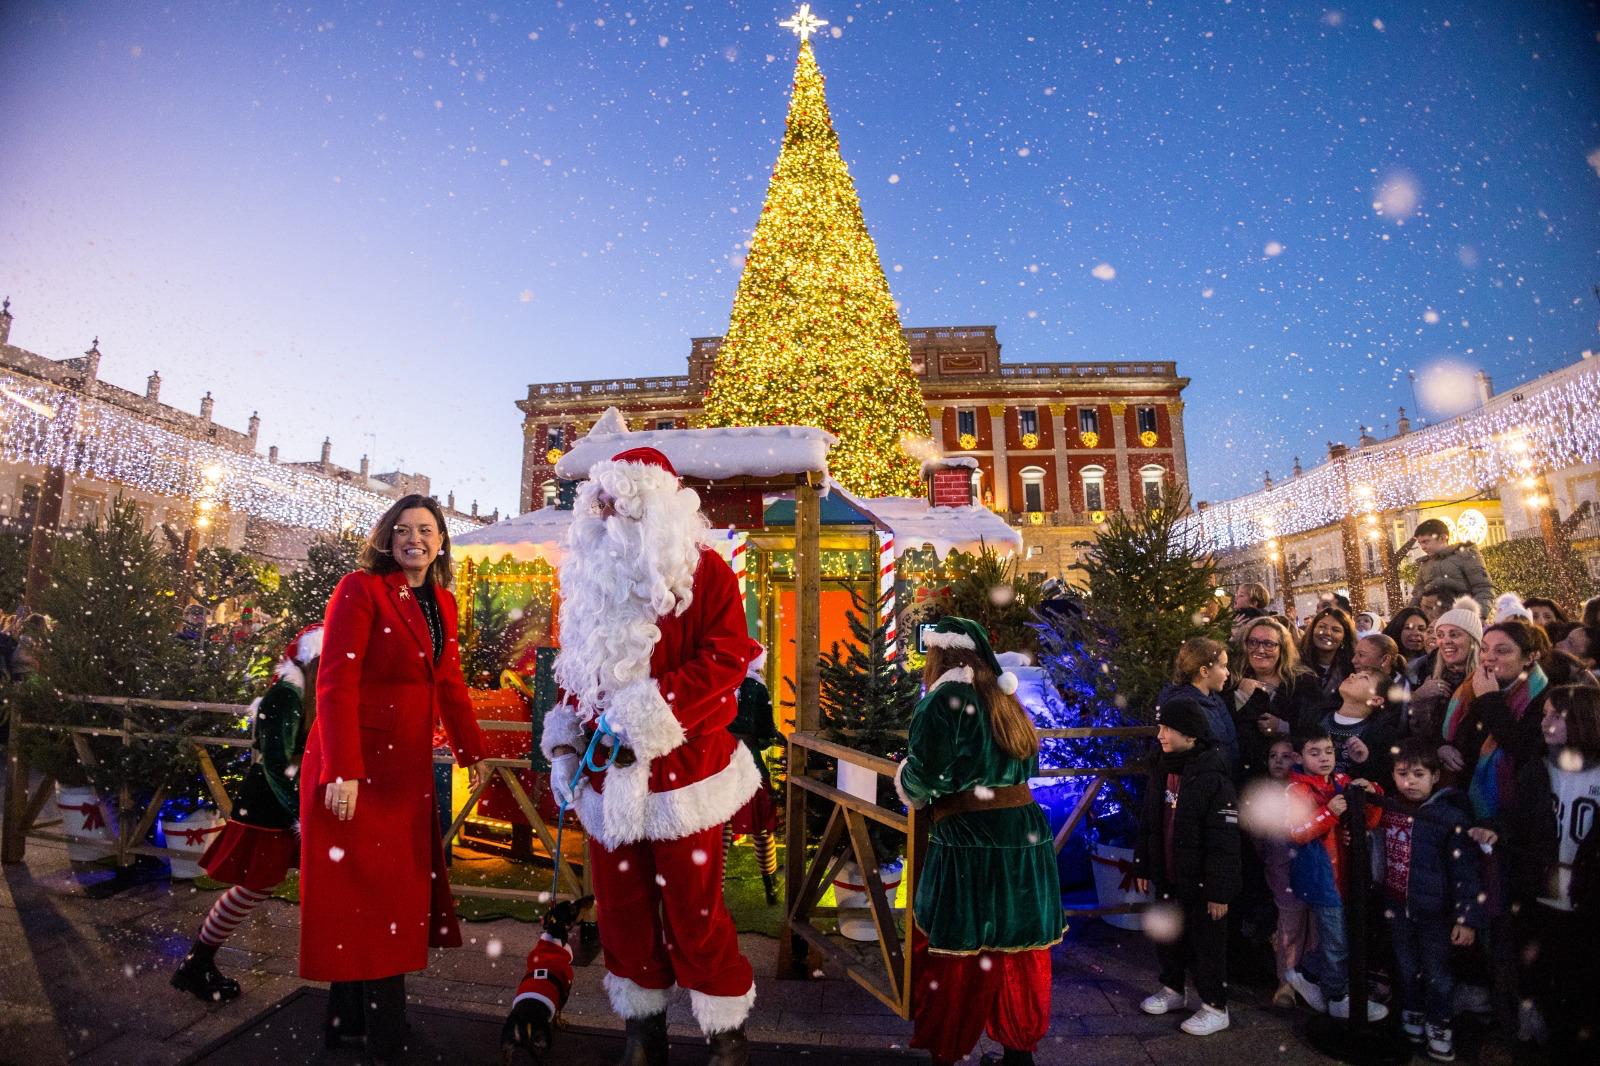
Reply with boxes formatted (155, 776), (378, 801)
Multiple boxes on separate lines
(910, 928), (1052, 1064)
(591, 822), (755, 1030)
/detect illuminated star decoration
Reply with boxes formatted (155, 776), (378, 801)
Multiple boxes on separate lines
(780, 4), (828, 43)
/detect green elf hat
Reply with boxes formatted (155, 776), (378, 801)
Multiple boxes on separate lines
(922, 616), (1020, 695)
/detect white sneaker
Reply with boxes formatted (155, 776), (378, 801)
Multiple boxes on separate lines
(1139, 986), (1188, 1015)
(1284, 968), (1327, 1014)
(1402, 1010), (1425, 1043)
(1425, 1024), (1455, 1062)
(1328, 996), (1389, 1021)
(1180, 1005), (1230, 1036)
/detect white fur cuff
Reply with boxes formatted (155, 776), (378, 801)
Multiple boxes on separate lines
(922, 630), (977, 651)
(690, 984), (756, 1035)
(893, 759), (924, 810)
(540, 703), (586, 762)
(605, 680), (687, 763)
(603, 972), (675, 1020)
(928, 665), (975, 692)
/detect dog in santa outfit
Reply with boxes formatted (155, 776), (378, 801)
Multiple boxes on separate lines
(541, 446), (763, 1066)
(501, 894), (594, 1063)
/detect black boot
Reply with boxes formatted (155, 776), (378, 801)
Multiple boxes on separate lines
(617, 1012), (669, 1066)
(706, 1026), (750, 1066)
(325, 981), (366, 1049)
(761, 871), (779, 907)
(363, 974), (408, 1063)
(171, 941), (241, 1003)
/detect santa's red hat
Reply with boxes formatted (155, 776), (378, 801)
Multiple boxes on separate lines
(609, 446), (677, 477)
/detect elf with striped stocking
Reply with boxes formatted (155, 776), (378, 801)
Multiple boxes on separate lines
(171, 625), (321, 1002)
(724, 646), (781, 905)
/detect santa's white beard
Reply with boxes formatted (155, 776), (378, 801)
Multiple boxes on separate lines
(554, 473), (707, 720)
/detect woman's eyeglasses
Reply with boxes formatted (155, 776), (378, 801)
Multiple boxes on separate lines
(1245, 638), (1281, 651)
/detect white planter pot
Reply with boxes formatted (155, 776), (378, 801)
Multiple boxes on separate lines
(1089, 842), (1148, 931)
(161, 811), (226, 879)
(55, 784), (114, 862)
(833, 857), (905, 942)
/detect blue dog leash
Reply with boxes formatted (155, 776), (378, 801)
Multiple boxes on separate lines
(548, 714), (619, 901)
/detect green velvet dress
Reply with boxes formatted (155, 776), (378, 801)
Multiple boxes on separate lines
(897, 668), (1064, 954)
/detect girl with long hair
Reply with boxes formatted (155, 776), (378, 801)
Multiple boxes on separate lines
(896, 617), (1061, 1066)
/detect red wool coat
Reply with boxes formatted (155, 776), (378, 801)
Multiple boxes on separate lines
(541, 547), (761, 848)
(299, 569), (486, 982)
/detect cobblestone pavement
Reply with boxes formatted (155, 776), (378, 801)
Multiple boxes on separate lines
(1, 836), (1524, 1066)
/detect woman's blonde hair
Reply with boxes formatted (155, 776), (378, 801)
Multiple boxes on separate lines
(1234, 617), (1308, 688)
(923, 645), (1039, 761)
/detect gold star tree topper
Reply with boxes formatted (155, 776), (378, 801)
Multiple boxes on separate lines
(780, 4), (828, 43)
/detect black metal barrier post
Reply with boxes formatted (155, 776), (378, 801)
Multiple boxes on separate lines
(1304, 785), (1410, 1064)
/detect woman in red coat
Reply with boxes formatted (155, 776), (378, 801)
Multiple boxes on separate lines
(299, 494), (487, 1062)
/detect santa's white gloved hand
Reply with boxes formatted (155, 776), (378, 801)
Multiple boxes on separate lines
(550, 754), (583, 809)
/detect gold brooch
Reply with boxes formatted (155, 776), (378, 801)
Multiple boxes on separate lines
(399, 587), (411, 600)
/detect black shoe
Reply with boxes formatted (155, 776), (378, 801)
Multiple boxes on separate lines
(706, 1026), (750, 1066)
(762, 871), (779, 907)
(326, 980), (367, 1049)
(618, 1012), (669, 1066)
(980, 1052), (1036, 1066)
(171, 942), (241, 1003)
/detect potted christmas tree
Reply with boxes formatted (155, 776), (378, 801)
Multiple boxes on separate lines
(1033, 489), (1230, 928)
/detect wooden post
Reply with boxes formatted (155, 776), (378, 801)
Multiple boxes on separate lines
(794, 475), (822, 734)
(2, 704), (30, 863)
(780, 473), (823, 977)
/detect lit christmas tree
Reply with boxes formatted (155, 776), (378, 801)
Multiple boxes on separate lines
(700, 8), (928, 498)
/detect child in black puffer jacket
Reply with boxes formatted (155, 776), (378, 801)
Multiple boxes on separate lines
(1133, 698), (1242, 1037)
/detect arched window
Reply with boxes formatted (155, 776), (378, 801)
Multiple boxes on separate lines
(540, 480), (558, 507)
(1140, 465), (1166, 509)
(1019, 466), (1046, 513)
(1081, 465), (1106, 513)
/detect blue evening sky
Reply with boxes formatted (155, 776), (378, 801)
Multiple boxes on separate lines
(2, 1), (1597, 515)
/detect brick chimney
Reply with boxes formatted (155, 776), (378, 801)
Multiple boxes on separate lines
(82, 338), (102, 390)
(447, 491), (456, 511)
(359, 454), (370, 478)
(320, 438), (332, 467)
(199, 391), (215, 421)
(0, 297), (12, 345)
(146, 370), (162, 402)
(268, 445), (279, 464)
(1293, 456), (1303, 477)
(247, 411), (260, 446)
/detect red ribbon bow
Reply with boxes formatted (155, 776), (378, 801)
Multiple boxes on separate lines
(60, 801), (107, 832)
(1091, 851), (1138, 892)
(173, 823), (225, 847)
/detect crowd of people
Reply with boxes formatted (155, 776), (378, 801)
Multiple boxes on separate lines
(1134, 523), (1600, 1060)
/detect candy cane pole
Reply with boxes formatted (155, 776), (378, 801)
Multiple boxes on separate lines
(878, 531), (896, 660)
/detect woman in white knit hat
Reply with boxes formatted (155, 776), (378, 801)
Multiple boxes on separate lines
(1408, 598), (1483, 740)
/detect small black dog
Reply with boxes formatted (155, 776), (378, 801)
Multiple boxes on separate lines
(501, 895), (594, 1064)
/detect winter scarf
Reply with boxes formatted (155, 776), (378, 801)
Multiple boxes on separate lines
(1443, 665), (1548, 821)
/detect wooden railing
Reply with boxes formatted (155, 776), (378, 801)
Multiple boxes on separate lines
(779, 722), (1158, 1017)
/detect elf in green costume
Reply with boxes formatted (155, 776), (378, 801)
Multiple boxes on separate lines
(171, 624), (321, 1003)
(895, 617), (1062, 1066)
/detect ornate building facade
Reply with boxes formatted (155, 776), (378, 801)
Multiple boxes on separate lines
(517, 325), (1189, 577)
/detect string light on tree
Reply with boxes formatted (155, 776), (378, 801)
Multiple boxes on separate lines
(700, 8), (929, 498)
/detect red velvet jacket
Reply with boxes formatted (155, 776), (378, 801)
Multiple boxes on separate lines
(541, 547), (761, 848)
(298, 568), (487, 981)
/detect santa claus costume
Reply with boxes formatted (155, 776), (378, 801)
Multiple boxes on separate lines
(541, 447), (762, 1066)
(171, 624), (322, 1003)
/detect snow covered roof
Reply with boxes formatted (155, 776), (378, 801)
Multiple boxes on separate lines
(555, 408), (835, 483)
(452, 506), (573, 565)
(834, 484), (1022, 560)
(920, 456), (978, 475)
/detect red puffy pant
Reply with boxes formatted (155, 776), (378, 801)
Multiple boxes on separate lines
(911, 929), (1052, 1064)
(590, 822), (754, 1000)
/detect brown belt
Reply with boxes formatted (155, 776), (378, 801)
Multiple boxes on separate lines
(931, 782), (1033, 824)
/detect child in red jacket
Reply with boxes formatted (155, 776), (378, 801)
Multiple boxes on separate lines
(1283, 728), (1387, 1021)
